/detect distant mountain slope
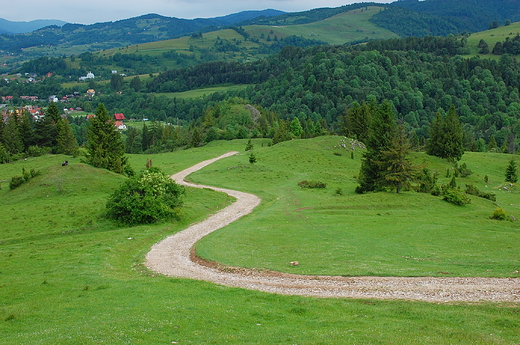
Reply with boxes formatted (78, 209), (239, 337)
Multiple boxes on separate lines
(391, 0), (520, 32)
(0, 18), (67, 34)
(0, 10), (284, 52)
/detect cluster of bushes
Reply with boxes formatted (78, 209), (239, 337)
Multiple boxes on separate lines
(298, 180), (326, 189)
(9, 168), (41, 190)
(465, 184), (496, 202)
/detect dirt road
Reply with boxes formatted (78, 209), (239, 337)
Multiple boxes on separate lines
(145, 152), (520, 302)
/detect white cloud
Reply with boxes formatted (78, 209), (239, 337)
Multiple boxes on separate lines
(3, 0), (393, 24)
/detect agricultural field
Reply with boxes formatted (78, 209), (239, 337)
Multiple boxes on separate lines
(0, 138), (519, 344)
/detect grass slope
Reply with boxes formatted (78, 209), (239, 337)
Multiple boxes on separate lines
(0, 141), (519, 344)
(464, 21), (520, 59)
(91, 7), (397, 68)
(192, 137), (520, 278)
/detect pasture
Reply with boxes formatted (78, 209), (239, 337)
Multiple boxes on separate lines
(0, 138), (518, 344)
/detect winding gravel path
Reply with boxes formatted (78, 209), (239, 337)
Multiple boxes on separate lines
(145, 152), (520, 303)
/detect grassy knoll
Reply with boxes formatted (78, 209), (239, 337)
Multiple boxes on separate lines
(1, 141), (519, 344)
(192, 137), (520, 278)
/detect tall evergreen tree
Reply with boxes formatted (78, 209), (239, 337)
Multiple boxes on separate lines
(426, 105), (464, 161)
(340, 101), (374, 143)
(56, 117), (79, 155)
(505, 158), (518, 183)
(84, 103), (128, 174)
(33, 102), (61, 150)
(377, 124), (417, 193)
(356, 100), (397, 193)
(426, 111), (444, 157)
(2, 114), (23, 154)
(443, 105), (464, 161)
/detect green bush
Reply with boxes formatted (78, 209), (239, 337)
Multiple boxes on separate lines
(106, 167), (185, 225)
(9, 168), (41, 190)
(465, 184), (496, 202)
(442, 188), (471, 206)
(490, 208), (508, 220)
(9, 176), (26, 190)
(298, 180), (326, 189)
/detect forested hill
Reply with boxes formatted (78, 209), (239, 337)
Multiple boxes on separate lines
(88, 36), (518, 152)
(0, 10), (284, 52)
(390, 0), (520, 32)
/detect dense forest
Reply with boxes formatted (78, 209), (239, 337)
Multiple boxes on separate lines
(2, 31), (520, 159)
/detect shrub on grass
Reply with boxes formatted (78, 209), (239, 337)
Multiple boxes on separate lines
(298, 180), (326, 189)
(106, 167), (185, 225)
(9, 168), (41, 190)
(490, 208), (508, 220)
(465, 184), (496, 202)
(442, 188), (471, 206)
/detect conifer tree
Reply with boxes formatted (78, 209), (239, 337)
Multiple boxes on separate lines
(377, 124), (417, 193)
(505, 158), (518, 183)
(2, 114), (23, 154)
(56, 117), (79, 155)
(426, 111), (444, 157)
(426, 105), (464, 161)
(84, 103), (128, 174)
(356, 100), (397, 193)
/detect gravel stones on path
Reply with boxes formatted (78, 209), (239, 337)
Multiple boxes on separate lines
(145, 152), (520, 303)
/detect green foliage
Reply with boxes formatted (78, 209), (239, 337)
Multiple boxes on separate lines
(490, 207), (508, 220)
(442, 187), (471, 206)
(245, 139), (253, 151)
(106, 167), (185, 225)
(426, 105), (464, 161)
(377, 124), (418, 193)
(298, 180), (326, 189)
(356, 100), (398, 193)
(465, 184), (496, 202)
(415, 168), (438, 194)
(9, 167), (41, 190)
(505, 158), (518, 183)
(56, 117), (79, 156)
(248, 152), (257, 164)
(84, 103), (128, 174)
(289, 117), (303, 138)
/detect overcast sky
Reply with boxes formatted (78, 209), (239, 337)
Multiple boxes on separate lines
(4, 0), (394, 24)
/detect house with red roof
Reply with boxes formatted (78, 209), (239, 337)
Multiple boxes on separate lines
(114, 113), (125, 121)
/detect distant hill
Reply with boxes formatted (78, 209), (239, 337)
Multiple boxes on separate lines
(390, 0), (520, 32)
(0, 10), (285, 52)
(0, 18), (67, 34)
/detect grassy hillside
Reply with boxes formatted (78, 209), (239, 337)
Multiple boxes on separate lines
(85, 6), (397, 72)
(464, 21), (520, 58)
(191, 137), (520, 277)
(0, 140), (519, 343)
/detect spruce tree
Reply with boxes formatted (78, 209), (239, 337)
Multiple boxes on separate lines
(2, 114), (23, 154)
(426, 105), (464, 161)
(505, 158), (518, 183)
(426, 111), (444, 157)
(377, 124), (417, 193)
(84, 103), (128, 174)
(443, 105), (464, 161)
(56, 117), (79, 155)
(356, 100), (397, 193)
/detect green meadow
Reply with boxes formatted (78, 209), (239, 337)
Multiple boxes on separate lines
(0, 137), (519, 344)
(247, 6), (398, 46)
(464, 21), (520, 59)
